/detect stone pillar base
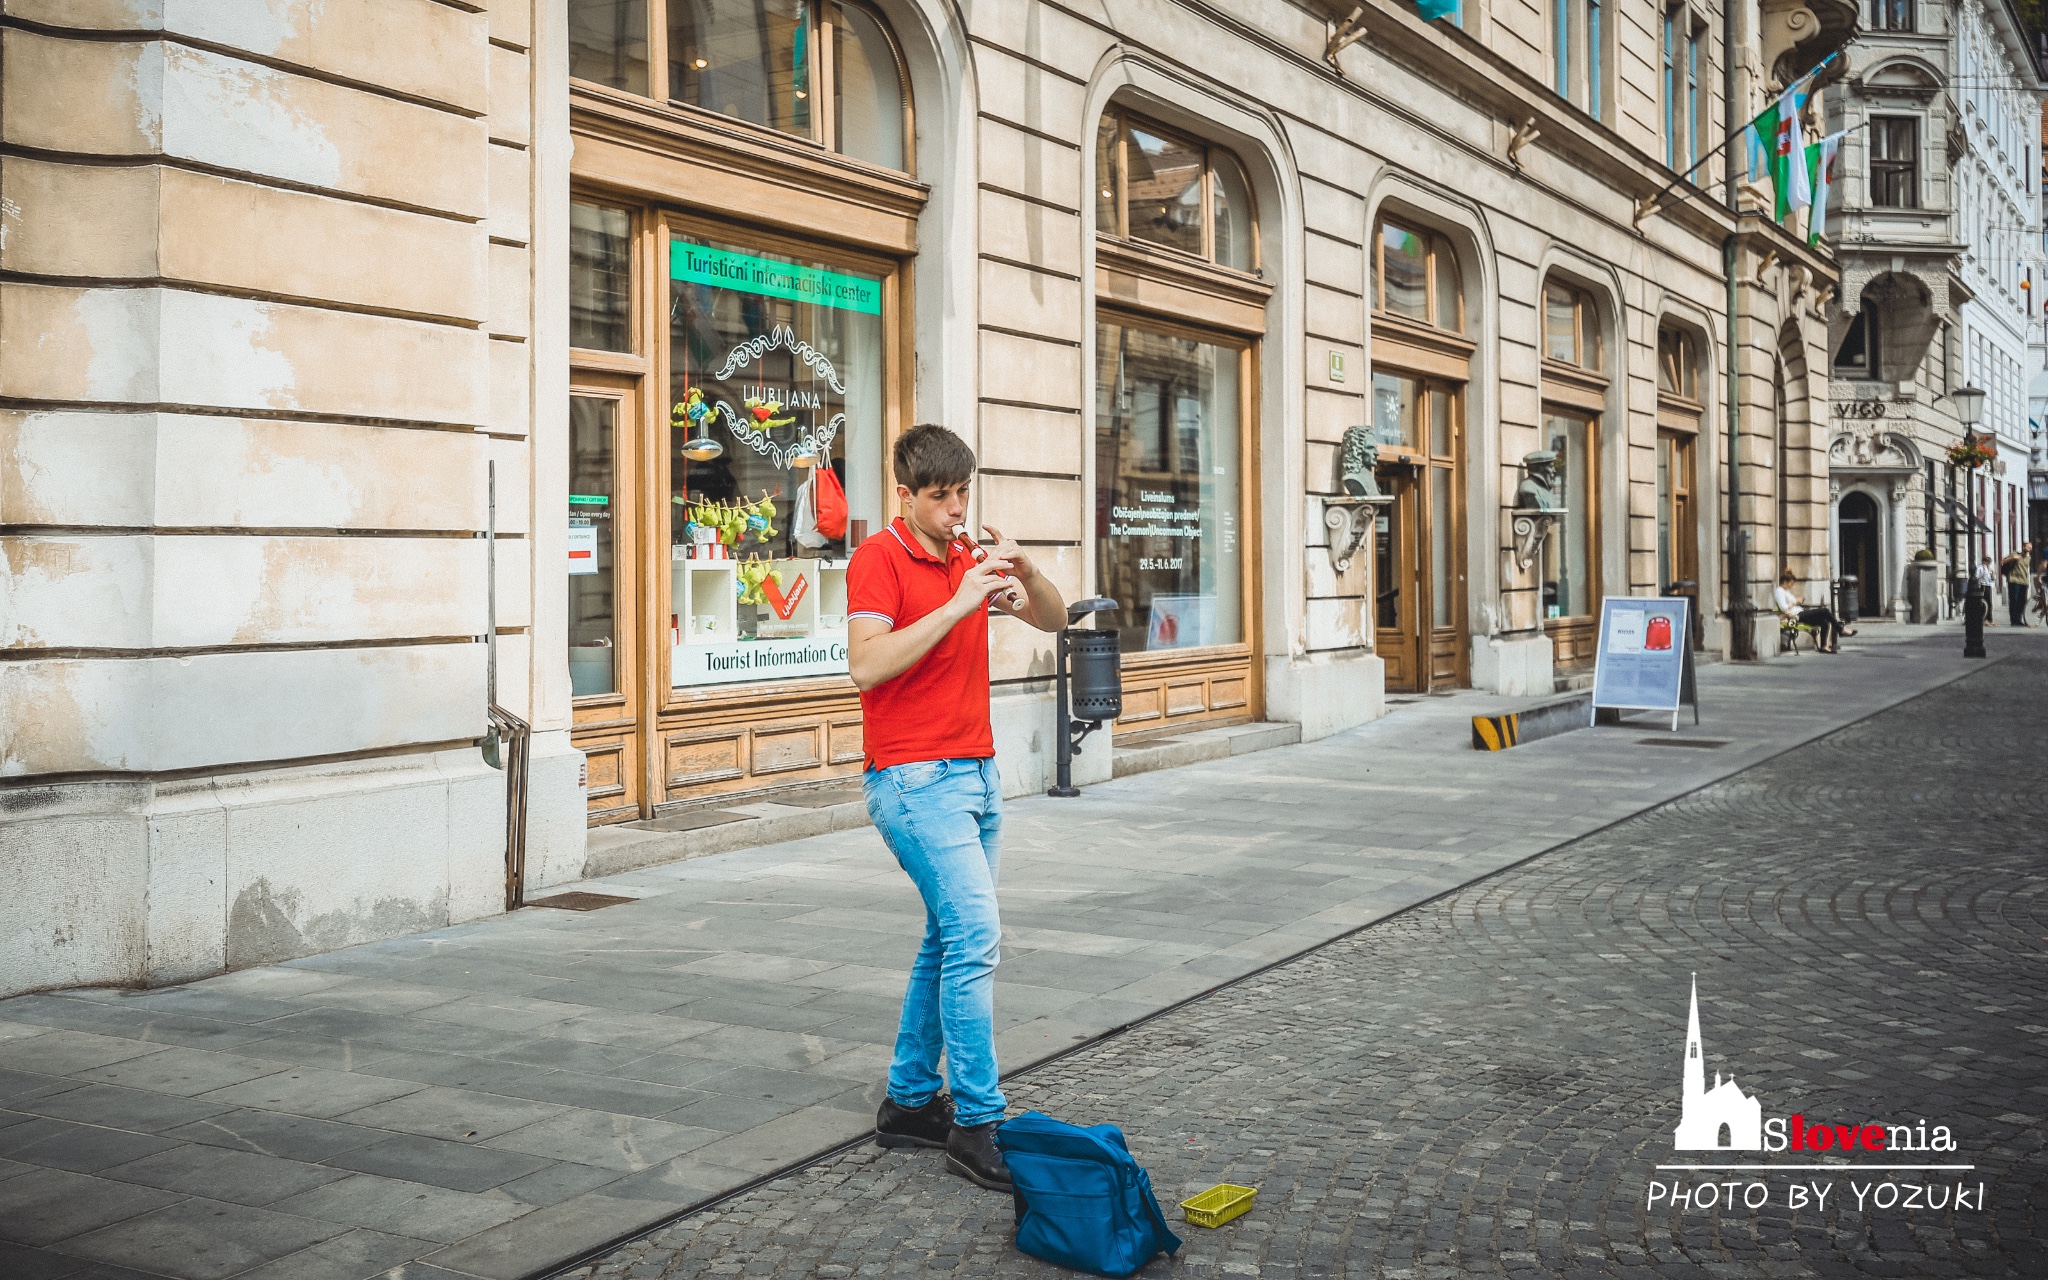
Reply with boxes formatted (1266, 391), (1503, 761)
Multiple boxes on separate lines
(0, 746), (586, 998)
(1264, 652), (1385, 741)
(1470, 634), (1555, 695)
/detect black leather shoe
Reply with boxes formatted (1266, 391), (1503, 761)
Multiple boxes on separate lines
(945, 1120), (1013, 1191)
(875, 1093), (953, 1149)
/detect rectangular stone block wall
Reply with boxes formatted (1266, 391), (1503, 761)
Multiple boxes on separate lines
(0, 0), (572, 994)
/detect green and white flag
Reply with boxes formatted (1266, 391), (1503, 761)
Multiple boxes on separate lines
(1742, 88), (1814, 223)
(1769, 87), (1811, 221)
(1805, 130), (1848, 246)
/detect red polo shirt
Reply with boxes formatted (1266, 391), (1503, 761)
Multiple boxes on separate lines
(846, 518), (992, 769)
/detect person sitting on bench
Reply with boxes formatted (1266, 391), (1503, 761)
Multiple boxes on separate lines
(1774, 569), (1853, 654)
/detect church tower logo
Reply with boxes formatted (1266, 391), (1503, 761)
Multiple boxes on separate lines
(1674, 975), (1764, 1151)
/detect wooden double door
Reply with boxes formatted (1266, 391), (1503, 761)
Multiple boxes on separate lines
(1373, 378), (1466, 693)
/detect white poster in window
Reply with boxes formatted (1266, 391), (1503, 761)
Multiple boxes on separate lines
(567, 524), (599, 576)
(1147, 594), (1217, 649)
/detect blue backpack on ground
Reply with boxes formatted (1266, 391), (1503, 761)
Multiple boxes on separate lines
(995, 1110), (1182, 1277)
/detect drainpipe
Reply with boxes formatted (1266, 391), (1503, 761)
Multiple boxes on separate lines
(1721, 0), (1754, 659)
(1724, 236), (1752, 659)
(481, 460), (531, 911)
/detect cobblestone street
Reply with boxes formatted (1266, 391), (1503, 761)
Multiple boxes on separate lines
(573, 634), (2048, 1280)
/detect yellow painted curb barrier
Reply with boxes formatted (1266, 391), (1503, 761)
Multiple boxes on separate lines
(1180, 1183), (1257, 1228)
(1471, 712), (1520, 751)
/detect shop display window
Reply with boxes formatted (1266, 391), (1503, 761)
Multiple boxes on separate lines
(1094, 320), (1244, 654)
(668, 234), (884, 686)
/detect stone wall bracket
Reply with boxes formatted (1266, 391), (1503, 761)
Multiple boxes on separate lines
(1324, 495), (1392, 572)
(1511, 509), (1567, 572)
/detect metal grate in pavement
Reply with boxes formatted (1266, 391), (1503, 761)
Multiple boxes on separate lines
(527, 891), (639, 911)
(1635, 737), (1730, 748)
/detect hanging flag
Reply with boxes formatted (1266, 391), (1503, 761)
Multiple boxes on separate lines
(1414, 0), (1460, 19)
(1771, 88), (1811, 221)
(1804, 129), (1847, 246)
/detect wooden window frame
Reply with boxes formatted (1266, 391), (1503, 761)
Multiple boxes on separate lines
(1657, 326), (1700, 404)
(1656, 428), (1699, 602)
(1537, 407), (1603, 654)
(566, 147), (921, 818)
(1091, 301), (1264, 737)
(1543, 280), (1603, 373)
(655, 206), (908, 719)
(1096, 107), (1260, 274)
(1538, 276), (1609, 666)
(1870, 116), (1919, 209)
(1371, 218), (1466, 336)
(1834, 298), (1880, 376)
(1554, 0), (1610, 122)
(570, 197), (642, 359)
(569, 0), (915, 175)
(568, 377), (647, 824)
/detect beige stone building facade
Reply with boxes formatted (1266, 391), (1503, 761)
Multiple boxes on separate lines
(1, 0), (1850, 996)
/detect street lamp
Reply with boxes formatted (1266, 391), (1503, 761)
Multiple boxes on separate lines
(1951, 385), (1988, 658)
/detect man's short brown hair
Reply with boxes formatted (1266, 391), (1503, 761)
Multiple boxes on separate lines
(894, 423), (976, 493)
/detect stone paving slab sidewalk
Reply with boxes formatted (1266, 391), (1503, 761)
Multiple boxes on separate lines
(0, 628), (1986, 1280)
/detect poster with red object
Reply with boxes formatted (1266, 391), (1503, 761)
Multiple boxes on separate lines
(1591, 597), (1697, 728)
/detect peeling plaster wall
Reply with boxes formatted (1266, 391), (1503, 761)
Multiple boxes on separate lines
(0, 0), (579, 996)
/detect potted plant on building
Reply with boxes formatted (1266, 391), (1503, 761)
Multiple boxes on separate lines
(1946, 434), (1996, 470)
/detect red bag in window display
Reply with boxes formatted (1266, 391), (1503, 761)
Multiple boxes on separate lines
(814, 464), (848, 540)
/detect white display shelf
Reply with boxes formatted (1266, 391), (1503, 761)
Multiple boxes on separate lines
(672, 559), (737, 644)
(816, 565), (848, 634)
(672, 557), (848, 645)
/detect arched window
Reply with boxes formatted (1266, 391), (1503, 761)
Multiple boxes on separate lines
(1544, 280), (1603, 370)
(1538, 276), (1609, 665)
(1095, 108), (1257, 271)
(1371, 219), (1464, 333)
(1656, 327), (1700, 602)
(1658, 327), (1699, 399)
(1834, 298), (1881, 376)
(830, 4), (907, 170)
(570, 0), (912, 172)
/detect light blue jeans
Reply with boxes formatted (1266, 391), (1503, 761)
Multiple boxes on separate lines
(864, 756), (1007, 1128)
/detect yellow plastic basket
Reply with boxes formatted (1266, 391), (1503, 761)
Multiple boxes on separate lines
(1179, 1183), (1256, 1228)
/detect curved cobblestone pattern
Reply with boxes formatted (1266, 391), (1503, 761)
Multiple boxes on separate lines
(573, 638), (2048, 1279)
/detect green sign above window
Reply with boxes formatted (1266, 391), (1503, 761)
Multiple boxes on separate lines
(670, 241), (882, 316)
